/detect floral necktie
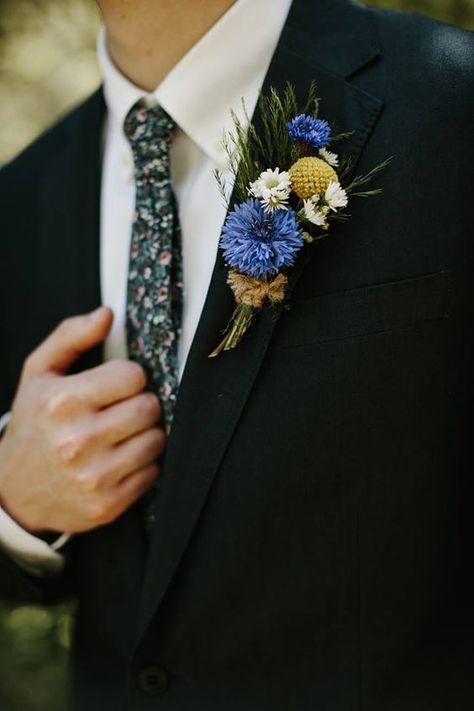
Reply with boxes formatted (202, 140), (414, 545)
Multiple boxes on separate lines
(124, 99), (183, 526)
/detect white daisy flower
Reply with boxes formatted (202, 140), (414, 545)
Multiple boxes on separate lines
(319, 147), (339, 167)
(301, 196), (330, 229)
(260, 187), (290, 212)
(325, 181), (348, 211)
(249, 168), (291, 212)
(250, 167), (291, 196)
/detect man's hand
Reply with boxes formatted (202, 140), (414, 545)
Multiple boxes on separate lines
(0, 307), (164, 534)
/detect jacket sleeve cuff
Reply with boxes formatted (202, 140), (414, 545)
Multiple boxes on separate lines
(0, 507), (67, 577)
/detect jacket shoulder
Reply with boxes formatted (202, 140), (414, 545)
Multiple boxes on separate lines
(0, 87), (104, 187)
(362, 3), (474, 123)
(368, 4), (474, 79)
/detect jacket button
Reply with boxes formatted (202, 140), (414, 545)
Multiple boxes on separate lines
(137, 665), (169, 696)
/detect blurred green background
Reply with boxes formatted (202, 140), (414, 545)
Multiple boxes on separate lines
(0, 1), (472, 709)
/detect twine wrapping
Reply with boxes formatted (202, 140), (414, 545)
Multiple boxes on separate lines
(227, 271), (288, 308)
(208, 271), (288, 357)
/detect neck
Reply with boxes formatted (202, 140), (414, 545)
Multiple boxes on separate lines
(98, 0), (237, 91)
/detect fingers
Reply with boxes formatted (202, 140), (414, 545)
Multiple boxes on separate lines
(77, 463), (159, 532)
(99, 427), (165, 486)
(96, 392), (161, 445)
(92, 463), (159, 528)
(65, 359), (148, 410)
(23, 307), (113, 378)
(113, 463), (159, 516)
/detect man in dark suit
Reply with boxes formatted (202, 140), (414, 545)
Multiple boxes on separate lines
(0, 0), (473, 708)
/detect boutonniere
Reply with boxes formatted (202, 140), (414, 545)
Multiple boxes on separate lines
(209, 83), (390, 357)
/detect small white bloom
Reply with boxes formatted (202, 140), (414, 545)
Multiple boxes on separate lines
(249, 178), (262, 198)
(319, 147), (339, 167)
(253, 167), (292, 195)
(249, 168), (291, 211)
(301, 196), (330, 229)
(325, 181), (348, 211)
(260, 187), (289, 212)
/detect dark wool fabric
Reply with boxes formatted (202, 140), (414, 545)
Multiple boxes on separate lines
(0, 1), (473, 709)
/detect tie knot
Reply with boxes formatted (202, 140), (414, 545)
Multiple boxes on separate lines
(124, 100), (176, 166)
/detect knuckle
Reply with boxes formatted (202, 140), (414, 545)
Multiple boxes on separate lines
(39, 385), (55, 411)
(93, 461), (115, 483)
(55, 432), (89, 464)
(44, 388), (80, 418)
(74, 470), (101, 493)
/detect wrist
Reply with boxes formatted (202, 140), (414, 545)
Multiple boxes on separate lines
(0, 414), (37, 533)
(0, 488), (39, 536)
(0, 440), (39, 535)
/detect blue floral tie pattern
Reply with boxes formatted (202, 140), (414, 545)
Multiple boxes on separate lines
(124, 99), (183, 526)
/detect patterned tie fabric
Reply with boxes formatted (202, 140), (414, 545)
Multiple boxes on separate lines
(124, 99), (183, 525)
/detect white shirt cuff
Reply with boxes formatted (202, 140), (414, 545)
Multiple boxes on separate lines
(0, 507), (66, 576)
(0, 411), (12, 433)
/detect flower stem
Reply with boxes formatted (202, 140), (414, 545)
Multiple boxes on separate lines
(208, 304), (255, 357)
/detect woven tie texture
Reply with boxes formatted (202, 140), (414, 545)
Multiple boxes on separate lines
(124, 99), (183, 527)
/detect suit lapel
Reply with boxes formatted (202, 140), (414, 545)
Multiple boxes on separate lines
(136, 0), (384, 641)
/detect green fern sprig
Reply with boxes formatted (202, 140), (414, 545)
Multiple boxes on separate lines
(216, 81), (323, 205)
(303, 80), (319, 117)
(345, 157), (392, 195)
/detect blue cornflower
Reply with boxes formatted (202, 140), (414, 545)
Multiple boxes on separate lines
(220, 199), (304, 279)
(287, 114), (331, 149)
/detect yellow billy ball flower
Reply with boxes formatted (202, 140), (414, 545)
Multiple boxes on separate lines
(289, 157), (338, 200)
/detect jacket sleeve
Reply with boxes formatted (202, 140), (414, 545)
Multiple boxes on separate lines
(0, 546), (75, 606)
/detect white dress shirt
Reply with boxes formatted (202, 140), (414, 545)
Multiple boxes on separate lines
(0, 0), (293, 575)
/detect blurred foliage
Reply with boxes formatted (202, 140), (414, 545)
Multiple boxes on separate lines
(0, 1), (472, 710)
(0, 0), (100, 165)
(370, 0), (474, 25)
(0, 603), (73, 710)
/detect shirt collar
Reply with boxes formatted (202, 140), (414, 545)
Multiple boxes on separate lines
(97, 0), (292, 167)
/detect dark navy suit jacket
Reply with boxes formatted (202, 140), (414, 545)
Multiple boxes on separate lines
(1, 1), (473, 708)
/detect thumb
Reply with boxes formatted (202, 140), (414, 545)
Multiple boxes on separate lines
(23, 307), (114, 378)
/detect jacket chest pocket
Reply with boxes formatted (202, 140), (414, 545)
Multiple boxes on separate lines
(274, 270), (453, 349)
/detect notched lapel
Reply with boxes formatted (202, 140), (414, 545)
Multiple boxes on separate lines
(136, 0), (384, 642)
